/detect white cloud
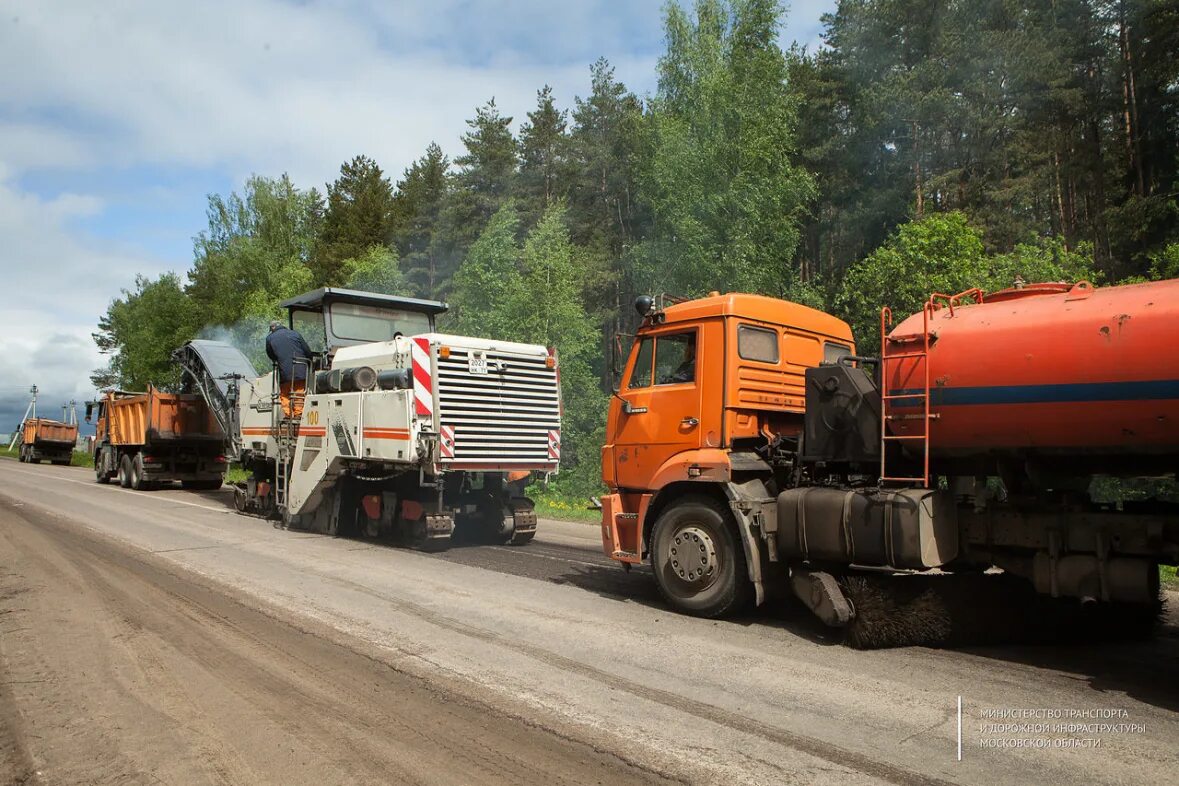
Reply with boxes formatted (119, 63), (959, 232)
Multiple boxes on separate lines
(0, 2), (659, 187)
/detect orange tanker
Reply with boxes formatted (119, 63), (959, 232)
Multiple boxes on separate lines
(88, 387), (226, 490)
(883, 279), (1179, 484)
(17, 418), (78, 465)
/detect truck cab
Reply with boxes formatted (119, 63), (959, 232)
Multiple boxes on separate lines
(601, 293), (856, 615)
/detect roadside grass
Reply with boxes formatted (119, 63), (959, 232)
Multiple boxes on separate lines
(1162, 564), (1178, 590)
(225, 465), (249, 484)
(526, 483), (600, 524)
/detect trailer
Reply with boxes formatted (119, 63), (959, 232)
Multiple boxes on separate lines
(17, 418), (78, 465)
(88, 387), (227, 490)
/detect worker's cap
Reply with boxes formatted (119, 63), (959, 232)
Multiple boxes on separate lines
(268, 320), (283, 331)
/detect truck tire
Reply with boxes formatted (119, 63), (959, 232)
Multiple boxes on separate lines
(131, 455), (148, 490)
(96, 461), (110, 484)
(649, 495), (753, 618)
(118, 455), (132, 488)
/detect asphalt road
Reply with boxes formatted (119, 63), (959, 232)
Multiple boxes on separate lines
(1, 460), (1177, 785)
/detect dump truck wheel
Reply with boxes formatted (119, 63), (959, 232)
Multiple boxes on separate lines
(96, 462), (110, 484)
(649, 495), (752, 618)
(130, 455), (147, 490)
(118, 455), (132, 488)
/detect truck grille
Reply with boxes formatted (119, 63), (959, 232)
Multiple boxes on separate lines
(435, 348), (560, 467)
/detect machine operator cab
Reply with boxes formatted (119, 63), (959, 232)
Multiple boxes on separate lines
(280, 287), (449, 369)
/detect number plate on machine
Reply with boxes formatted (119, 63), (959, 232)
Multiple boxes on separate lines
(468, 352), (488, 375)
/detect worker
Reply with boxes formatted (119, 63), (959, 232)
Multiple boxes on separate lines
(266, 320), (314, 419)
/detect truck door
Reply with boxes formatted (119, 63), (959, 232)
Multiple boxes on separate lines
(613, 328), (702, 490)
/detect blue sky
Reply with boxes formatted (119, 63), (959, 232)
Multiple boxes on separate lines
(0, 0), (834, 433)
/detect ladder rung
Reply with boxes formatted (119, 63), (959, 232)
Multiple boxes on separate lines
(881, 477), (929, 483)
(887, 334), (928, 343)
(881, 393), (926, 400)
(886, 414), (933, 421)
(883, 352), (928, 360)
(883, 434), (927, 440)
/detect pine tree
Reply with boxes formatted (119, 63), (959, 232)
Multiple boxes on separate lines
(438, 99), (518, 271)
(517, 86), (570, 229)
(314, 155), (397, 286)
(391, 143), (450, 297)
(568, 58), (645, 258)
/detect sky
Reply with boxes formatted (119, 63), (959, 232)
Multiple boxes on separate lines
(0, 0), (834, 435)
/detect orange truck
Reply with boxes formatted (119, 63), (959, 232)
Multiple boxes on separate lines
(17, 418), (79, 465)
(87, 387), (227, 490)
(599, 285), (1179, 638)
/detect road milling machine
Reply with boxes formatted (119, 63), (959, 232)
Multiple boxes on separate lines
(176, 287), (562, 550)
(599, 281), (1179, 646)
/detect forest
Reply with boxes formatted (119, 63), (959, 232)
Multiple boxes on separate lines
(93, 0), (1179, 499)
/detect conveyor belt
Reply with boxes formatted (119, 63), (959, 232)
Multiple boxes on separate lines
(173, 340), (258, 452)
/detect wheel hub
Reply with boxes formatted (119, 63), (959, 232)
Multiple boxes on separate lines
(668, 525), (717, 584)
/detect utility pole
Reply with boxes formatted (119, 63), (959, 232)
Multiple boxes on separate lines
(69, 400), (78, 427)
(8, 385), (37, 450)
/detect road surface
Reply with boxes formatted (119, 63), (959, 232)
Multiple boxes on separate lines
(0, 460), (1176, 785)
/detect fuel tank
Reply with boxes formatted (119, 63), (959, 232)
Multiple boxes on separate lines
(884, 279), (1179, 467)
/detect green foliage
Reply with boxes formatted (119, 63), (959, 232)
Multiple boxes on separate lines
(341, 245), (404, 295)
(835, 213), (987, 346)
(986, 237), (1100, 290)
(92, 273), (199, 390)
(518, 86), (571, 228)
(449, 203), (524, 338)
(391, 143), (451, 297)
(1148, 243), (1179, 280)
(188, 174), (320, 327)
(638, 0), (814, 297)
(314, 155), (397, 286)
(439, 99), (519, 267)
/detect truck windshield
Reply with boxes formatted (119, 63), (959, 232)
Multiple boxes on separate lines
(329, 302), (431, 343)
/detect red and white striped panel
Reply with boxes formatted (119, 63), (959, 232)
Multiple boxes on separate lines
(411, 337), (433, 418)
(439, 425), (455, 459)
(547, 429), (561, 462)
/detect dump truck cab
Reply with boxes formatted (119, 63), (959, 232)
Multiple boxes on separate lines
(601, 293), (856, 614)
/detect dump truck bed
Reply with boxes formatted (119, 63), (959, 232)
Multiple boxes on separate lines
(105, 388), (222, 446)
(22, 419), (78, 446)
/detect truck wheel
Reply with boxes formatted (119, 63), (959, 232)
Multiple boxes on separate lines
(131, 455), (148, 490)
(118, 455), (132, 488)
(649, 495), (752, 618)
(96, 462), (110, 484)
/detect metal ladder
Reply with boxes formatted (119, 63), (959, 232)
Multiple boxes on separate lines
(879, 302), (934, 486)
(878, 290), (984, 487)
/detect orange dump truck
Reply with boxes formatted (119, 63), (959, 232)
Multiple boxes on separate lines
(87, 387), (226, 490)
(17, 418), (79, 465)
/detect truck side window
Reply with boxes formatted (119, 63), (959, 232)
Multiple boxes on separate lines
(627, 338), (654, 389)
(738, 325), (779, 363)
(654, 332), (696, 385)
(824, 342), (852, 364)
